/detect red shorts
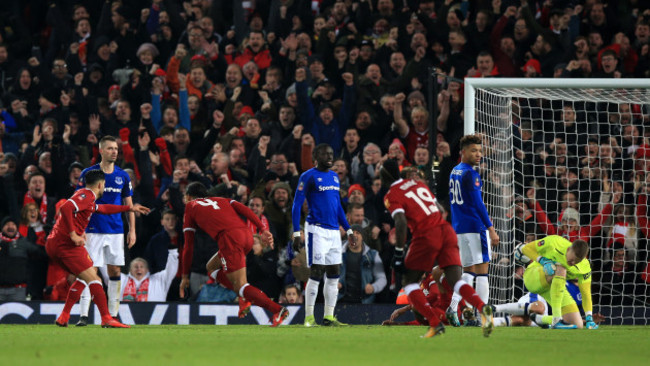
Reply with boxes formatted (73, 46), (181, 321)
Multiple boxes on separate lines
(217, 227), (253, 274)
(405, 222), (461, 272)
(45, 240), (94, 276)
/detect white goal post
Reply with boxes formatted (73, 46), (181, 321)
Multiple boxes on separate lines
(463, 78), (650, 325)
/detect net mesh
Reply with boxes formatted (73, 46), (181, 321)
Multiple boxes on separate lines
(472, 85), (650, 325)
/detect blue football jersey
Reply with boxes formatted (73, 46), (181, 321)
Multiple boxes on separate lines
(449, 162), (492, 234)
(292, 168), (350, 231)
(78, 164), (132, 234)
(566, 281), (583, 309)
(527, 282), (583, 313)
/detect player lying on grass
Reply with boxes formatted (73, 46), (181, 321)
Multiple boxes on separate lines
(492, 288), (605, 327)
(519, 235), (598, 329)
(381, 267), (471, 326)
(46, 169), (150, 328)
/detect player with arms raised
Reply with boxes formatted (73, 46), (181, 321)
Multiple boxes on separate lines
(179, 182), (289, 327)
(447, 135), (500, 325)
(520, 235), (598, 329)
(47, 170), (150, 327)
(292, 143), (356, 327)
(382, 159), (494, 338)
(76, 135), (136, 325)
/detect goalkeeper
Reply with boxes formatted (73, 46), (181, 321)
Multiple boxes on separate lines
(520, 235), (598, 330)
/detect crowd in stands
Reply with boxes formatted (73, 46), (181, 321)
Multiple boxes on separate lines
(0, 0), (649, 308)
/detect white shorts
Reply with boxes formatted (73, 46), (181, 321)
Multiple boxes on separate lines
(457, 231), (490, 267)
(86, 233), (125, 267)
(304, 222), (342, 267)
(518, 292), (548, 316)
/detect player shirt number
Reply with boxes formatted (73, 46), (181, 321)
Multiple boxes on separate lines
(196, 198), (221, 210)
(449, 179), (464, 205)
(405, 188), (439, 215)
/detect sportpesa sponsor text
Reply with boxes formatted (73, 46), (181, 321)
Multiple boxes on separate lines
(318, 185), (339, 192)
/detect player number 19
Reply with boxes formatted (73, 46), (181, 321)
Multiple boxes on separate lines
(196, 198), (221, 210)
(449, 180), (464, 205)
(405, 188), (439, 216)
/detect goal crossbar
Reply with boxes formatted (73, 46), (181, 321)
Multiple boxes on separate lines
(464, 78), (650, 135)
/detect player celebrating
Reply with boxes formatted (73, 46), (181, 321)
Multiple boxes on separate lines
(292, 143), (356, 327)
(520, 235), (598, 329)
(382, 159), (494, 338)
(448, 134), (500, 325)
(76, 136), (136, 326)
(46, 169), (150, 327)
(179, 182), (289, 327)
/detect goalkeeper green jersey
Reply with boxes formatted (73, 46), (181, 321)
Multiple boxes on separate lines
(522, 235), (592, 284)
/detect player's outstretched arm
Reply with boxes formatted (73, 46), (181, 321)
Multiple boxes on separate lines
(231, 200), (265, 229)
(130, 204), (151, 215)
(382, 305), (411, 325)
(95, 203), (150, 215)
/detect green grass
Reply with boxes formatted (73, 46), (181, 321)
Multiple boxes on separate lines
(1, 325), (649, 366)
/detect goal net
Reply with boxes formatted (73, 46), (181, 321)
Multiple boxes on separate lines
(464, 78), (650, 325)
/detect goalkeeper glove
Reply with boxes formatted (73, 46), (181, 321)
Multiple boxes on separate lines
(392, 247), (406, 273)
(538, 257), (556, 276)
(585, 315), (598, 330)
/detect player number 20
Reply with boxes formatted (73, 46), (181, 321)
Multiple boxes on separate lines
(405, 188), (439, 216)
(196, 198), (221, 210)
(449, 180), (464, 205)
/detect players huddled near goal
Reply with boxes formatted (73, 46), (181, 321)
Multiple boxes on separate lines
(1, 0), (650, 330)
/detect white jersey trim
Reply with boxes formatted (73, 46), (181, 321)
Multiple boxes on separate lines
(390, 208), (405, 218)
(68, 199), (80, 213)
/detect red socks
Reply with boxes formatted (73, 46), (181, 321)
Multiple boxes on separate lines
(61, 280), (112, 321)
(441, 277), (485, 312)
(458, 283), (485, 312)
(61, 280), (86, 315)
(216, 270), (234, 291)
(89, 281), (111, 319)
(242, 284), (282, 314)
(407, 289), (441, 327)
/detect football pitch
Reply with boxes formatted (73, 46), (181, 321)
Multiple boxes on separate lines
(1, 325), (649, 366)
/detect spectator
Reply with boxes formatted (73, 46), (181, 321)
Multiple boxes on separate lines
(346, 202), (381, 252)
(295, 69), (355, 156)
(144, 209), (180, 274)
(595, 242), (645, 306)
(338, 225), (386, 304)
(246, 233), (281, 300)
(21, 172), (56, 227)
(279, 283), (303, 304)
(120, 250), (179, 302)
(0, 216), (46, 301)
(352, 142), (382, 187)
(264, 182), (293, 247)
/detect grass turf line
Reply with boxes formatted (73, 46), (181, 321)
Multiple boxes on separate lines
(1, 325), (648, 366)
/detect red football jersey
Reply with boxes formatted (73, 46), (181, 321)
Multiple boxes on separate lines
(182, 197), (247, 239)
(48, 188), (98, 245)
(404, 128), (428, 161)
(384, 178), (444, 235)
